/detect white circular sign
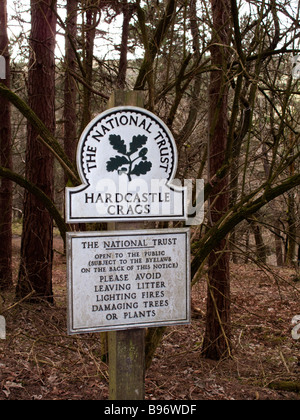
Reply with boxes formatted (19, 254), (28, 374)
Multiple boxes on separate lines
(66, 107), (186, 223)
(78, 106), (177, 186)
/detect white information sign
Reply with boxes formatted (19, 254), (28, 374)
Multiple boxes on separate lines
(67, 229), (190, 334)
(65, 107), (186, 223)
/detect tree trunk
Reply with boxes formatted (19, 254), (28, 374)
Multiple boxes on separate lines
(286, 191), (296, 265)
(0, 0), (13, 290)
(134, 0), (176, 92)
(0, 166), (67, 246)
(250, 217), (267, 264)
(117, 0), (133, 90)
(202, 0), (232, 360)
(0, 81), (79, 185)
(80, 1), (98, 134)
(64, 0), (78, 175)
(16, 0), (57, 302)
(274, 219), (284, 267)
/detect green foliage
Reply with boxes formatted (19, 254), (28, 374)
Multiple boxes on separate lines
(108, 134), (127, 155)
(129, 135), (148, 154)
(106, 155), (129, 172)
(131, 160), (152, 176)
(106, 134), (152, 181)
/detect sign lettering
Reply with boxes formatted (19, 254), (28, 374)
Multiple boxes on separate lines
(65, 107), (186, 223)
(67, 229), (190, 334)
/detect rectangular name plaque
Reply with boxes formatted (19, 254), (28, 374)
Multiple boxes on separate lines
(67, 228), (190, 334)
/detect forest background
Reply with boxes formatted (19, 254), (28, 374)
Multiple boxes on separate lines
(0, 0), (300, 399)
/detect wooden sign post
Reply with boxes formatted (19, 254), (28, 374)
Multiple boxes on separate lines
(107, 91), (147, 400)
(108, 313), (145, 400)
(65, 90), (190, 400)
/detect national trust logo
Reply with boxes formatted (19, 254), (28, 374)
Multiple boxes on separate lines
(106, 134), (152, 181)
(66, 106), (204, 225)
(78, 107), (176, 184)
(66, 106), (196, 224)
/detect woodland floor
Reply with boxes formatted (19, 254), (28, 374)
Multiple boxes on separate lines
(0, 235), (299, 400)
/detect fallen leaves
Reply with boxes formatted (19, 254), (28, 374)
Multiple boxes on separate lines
(3, 381), (24, 398)
(0, 238), (299, 400)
